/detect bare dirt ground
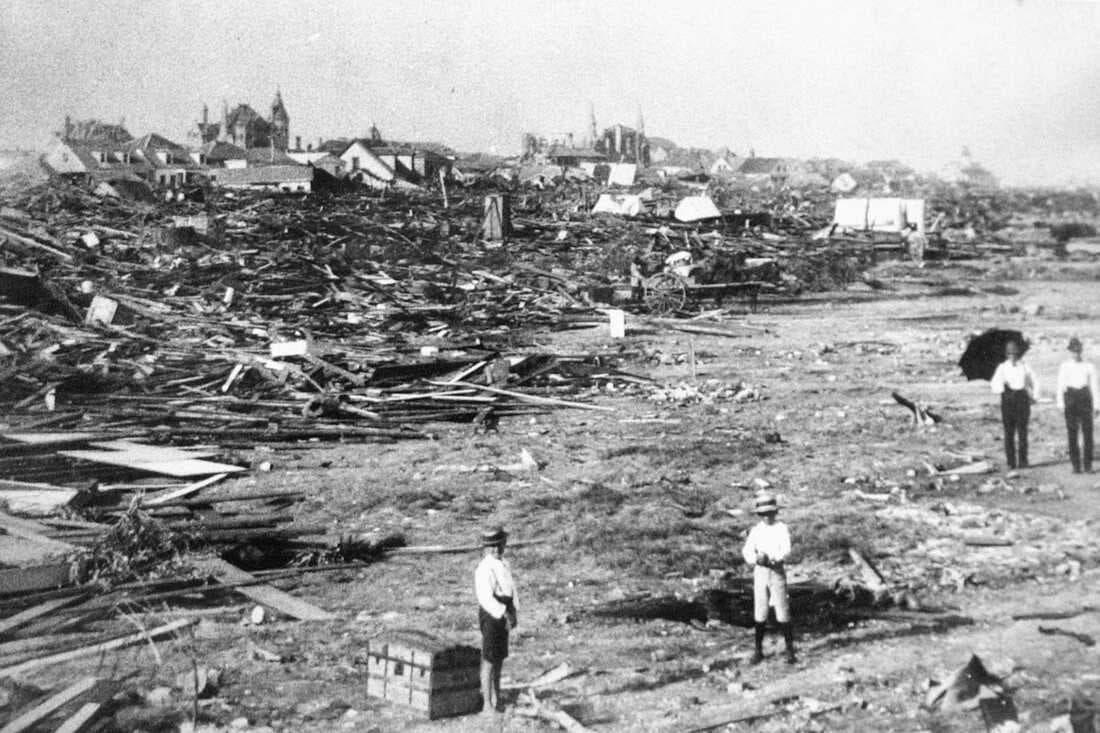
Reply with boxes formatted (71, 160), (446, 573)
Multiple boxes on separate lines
(28, 259), (1100, 732)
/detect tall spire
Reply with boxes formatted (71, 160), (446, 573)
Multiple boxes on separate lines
(588, 102), (598, 148)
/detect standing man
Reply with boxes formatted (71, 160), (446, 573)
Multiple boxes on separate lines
(629, 253), (646, 303)
(1056, 337), (1098, 473)
(901, 223), (927, 266)
(990, 339), (1039, 470)
(475, 526), (517, 715)
(741, 492), (795, 665)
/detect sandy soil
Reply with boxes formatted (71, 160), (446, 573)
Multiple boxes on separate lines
(21, 259), (1100, 732)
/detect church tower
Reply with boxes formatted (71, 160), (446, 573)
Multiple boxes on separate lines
(270, 89), (290, 151)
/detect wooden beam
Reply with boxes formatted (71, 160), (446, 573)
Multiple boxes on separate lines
(0, 511), (75, 555)
(426, 380), (612, 412)
(0, 595), (84, 636)
(143, 472), (228, 506)
(0, 676), (97, 733)
(0, 618), (192, 678)
(193, 558), (334, 622)
(54, 702), (103, 733)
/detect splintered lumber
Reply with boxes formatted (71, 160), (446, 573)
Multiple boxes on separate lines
(427, 380), (612, 412)
(142, 472), (228, 506)
(0, 595), (85, 636)
(1038, 626), (1096, 647)
(54, 702), (103, 733)
(194, 558), (335, 621)
(0, 480), (79, 516)
(0, 511), (74, 555)
(385, 537), (548, 556)
(0, 676), (98, 733)
(0, 619), (193, 678)
(58, 450), (244, 478)
(847, 548), (887, 591)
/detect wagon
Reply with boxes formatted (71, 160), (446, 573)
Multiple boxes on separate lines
(641, 274), (774, 314)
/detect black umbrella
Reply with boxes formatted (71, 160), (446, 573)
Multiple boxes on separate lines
(959, 329), (1029, 381)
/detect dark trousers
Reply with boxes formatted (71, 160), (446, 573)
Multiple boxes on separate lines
(1064, 387), (1094, 472)
(1001, 389), (1030, 468)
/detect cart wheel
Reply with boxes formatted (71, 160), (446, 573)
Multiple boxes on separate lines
(644, 273), (688, 315)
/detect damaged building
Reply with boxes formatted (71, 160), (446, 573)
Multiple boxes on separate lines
(196, 91), (291, 151)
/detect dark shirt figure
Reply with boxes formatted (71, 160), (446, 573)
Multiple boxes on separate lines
(990, 340), (1039, 470)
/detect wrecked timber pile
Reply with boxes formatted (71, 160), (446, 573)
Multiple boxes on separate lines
(0, 180), (878, 442)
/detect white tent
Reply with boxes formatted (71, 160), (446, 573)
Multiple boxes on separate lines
(833, 197), (925, 233)
(830, 173), (858, 194)
(674, 196), (721, 222)
(607, 163), (637, 186)
(592, 193), (643, 217)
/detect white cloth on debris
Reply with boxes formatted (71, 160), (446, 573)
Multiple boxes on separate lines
(475, 554), (517, 619)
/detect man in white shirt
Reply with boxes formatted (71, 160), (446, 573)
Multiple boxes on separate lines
(1056, 337), (1098, 473)
(990, 340), (1039, 469)
(741, 492), (795, 665)
(475, 526), (517, 715)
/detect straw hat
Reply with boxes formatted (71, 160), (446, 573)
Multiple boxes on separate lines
(481, 526), (508, 547)
(754, 491), (778, 515)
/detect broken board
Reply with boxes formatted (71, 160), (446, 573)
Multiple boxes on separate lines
(194, 558), (335, 621)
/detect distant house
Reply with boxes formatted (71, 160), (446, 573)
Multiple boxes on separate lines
(207, 165), (313, 193)
(373, 143), (453, 183)
(44, 132), (203, 188)
(338, 140), (396, 190)
(192, 140), (247, 169)
(308, 153), (345, 178)
(243, 147), (300, 167)
(737, 157), (803, 183)
(545, 145), (606, 167)
(647, 137), (678, 164)
(127, 133), (205, 188)
(709, 154), (739, 176)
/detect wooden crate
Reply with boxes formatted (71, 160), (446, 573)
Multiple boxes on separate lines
(366, 630), (481, 719)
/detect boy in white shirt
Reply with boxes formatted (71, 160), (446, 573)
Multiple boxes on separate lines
(475, 526), (517, 714)
(1056, 337), (1098, 473)
(741, 492), (795, 665)
(990, 340), (1039, 469)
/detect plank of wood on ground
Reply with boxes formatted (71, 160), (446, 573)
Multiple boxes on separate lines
(0, 675), (98, 733)
(427, 380), (612, 412)
(0, 618), (193, 678)
(193, 558), (335, 622)
(58, 451), (245, 478)
(142, 472), (228, 506)
(0, 595), (85, 636)
(54, 701), (103, 733)
(0, 511), (75, 555)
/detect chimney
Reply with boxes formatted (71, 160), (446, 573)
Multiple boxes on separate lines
(202, 104), (208, 125)
(64, 115), (72, 139)
(307, 142), (313, 152)
(295, 135), (301, 151)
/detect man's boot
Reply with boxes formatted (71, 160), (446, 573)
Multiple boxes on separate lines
(781, 623), (796, 665)
(751, 623), (765, 664)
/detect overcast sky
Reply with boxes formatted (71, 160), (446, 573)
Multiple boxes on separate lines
(2, 0), (1098, 185)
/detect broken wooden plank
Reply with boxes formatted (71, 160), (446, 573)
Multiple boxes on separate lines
(847, 548), (887, 591)
(963, 535), (1014, 547)
(193, 558), (334, 622)
(0, 480), (79, 516)
(0, 618), (193, 678)
(0, 511), (75, 555)
(58, 451), (245, 477)
(0, 595), (84, 637)
(1038, 626), (1096, 647)
(427, 380), (612, 412)
(142, 472), (228, 507)
(54, 701), (103, 733)
(0, 563), (72, 596)
(0, 676), (97, 733)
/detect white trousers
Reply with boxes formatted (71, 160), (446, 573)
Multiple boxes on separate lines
(753, 565), (790, 623)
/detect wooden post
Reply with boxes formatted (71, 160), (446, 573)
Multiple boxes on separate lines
(439, 169), (449, 209)
(482, 194), (510, 243)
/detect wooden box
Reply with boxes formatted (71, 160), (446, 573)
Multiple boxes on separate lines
(366, 630), (482, 719)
